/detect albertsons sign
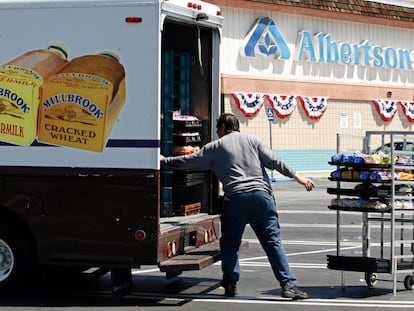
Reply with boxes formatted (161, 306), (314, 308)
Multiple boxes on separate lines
(241, 17), (413, 71)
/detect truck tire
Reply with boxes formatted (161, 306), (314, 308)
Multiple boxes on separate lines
(0, 221), (35, 294)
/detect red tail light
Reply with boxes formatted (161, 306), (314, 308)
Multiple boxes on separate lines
(135, 230), (146, 240)
(125, 17), (143, 23)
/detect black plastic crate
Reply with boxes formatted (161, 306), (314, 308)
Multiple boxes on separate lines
(327, 255), (390, 273)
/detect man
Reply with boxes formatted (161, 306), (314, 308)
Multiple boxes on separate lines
(161, 113), (315, 299)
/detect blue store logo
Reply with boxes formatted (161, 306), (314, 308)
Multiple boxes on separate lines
(242, 17), (414, 71)
(241, 17), (290, 60)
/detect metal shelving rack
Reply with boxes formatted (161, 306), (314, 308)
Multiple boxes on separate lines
(327, 131), (414, 295)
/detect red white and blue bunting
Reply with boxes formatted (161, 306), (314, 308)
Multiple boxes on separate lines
(231, 93), (414, 123)
(372, 99), (414, 122)
(265, 94), (297, 119)
(232, 92), (414, 122)
(231, 92), (329, 120)
(372, 99), (399, 122)
(399, 101), (414, 122)
(231, 92), (266, 117)
(297, 96), (329, 120)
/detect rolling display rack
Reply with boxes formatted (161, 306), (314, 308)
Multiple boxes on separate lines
(327, 131), (414, 295)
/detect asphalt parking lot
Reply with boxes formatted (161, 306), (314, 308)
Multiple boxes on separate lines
(1, 177), (414, 310)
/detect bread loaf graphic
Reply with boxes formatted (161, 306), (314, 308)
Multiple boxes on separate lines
(0, 43), (69, 146)
(57, 52), (124, 99)
(39, 51), (126, 152)
(5, 44), (69, 80)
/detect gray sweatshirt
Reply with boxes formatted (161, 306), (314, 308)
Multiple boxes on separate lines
(163, 131), (296, 197)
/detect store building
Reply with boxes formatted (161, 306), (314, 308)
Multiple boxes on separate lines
(208, 0), (414, 173)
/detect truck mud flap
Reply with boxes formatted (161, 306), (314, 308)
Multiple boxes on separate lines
(159, 240), (248, 273)
(111, 268), (132, 298)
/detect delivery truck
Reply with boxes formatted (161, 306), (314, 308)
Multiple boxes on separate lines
(0, 0), (226, 295)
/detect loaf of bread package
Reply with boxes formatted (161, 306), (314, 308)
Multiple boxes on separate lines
(0, 44), (69, 145)
(38, 52), (126, 152)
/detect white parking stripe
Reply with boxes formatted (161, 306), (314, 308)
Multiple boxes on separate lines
(242, 238), (360, 246)
(131, 294), (414, 308)
(278, 210), (337, 214)
(190, 297), (414, 308)
(239, 262), (326, 268)
(282, 223), (360, 228)
(132, 268), (161, 274)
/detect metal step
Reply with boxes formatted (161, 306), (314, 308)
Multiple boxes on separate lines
(159, 240), (249, 272)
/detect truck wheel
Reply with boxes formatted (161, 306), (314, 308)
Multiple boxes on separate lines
(404, 275), (414, 290)
(364, 272), (377, 288)
(0, 221), (35, 294)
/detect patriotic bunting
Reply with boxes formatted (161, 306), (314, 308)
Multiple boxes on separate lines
(297, 96), (329, 120)
(231, 92), (329, 120)
(265, 94), (297, 119)
(231, 92), (265, 117)
(399, 101), (414, 122)
(372, 100), (399, 122)
(230, 92), (414, 123)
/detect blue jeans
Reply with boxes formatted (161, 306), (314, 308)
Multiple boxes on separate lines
(220, 190), (297, 287)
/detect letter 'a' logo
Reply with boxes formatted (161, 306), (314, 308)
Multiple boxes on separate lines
(241, 17), (290, 60)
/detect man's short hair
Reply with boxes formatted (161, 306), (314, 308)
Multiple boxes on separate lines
(216, 113), (240, 133)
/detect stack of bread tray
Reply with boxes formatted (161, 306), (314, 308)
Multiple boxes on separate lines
(172, 113), (203, 156)
(171, 113), (207, 216)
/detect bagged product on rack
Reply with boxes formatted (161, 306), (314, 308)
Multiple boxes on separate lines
(395, 171), (414, 181)
(384, 199), (413, 209)
(330, 169), (341, 179)
(365, 154), (382, 164)
(330, 168), (359, 179)
(330, 154), (341, 163)
(369, 170), (390, 181)
(359, 171), (371, 180)
(331, 198), (387, 209)
(351, 154), (366, 164)
(380, 154), (393, 164)
(361, 200), (388, 209)
(397, 185), (413, 193)
(341, 169), (359, 179)
(331, 153), (365, 164)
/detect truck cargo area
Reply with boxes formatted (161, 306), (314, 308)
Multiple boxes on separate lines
(153, 14), (227, 273)
(160, 18), (218, 218)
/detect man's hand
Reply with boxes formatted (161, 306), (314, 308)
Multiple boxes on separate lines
(160, 154), (166, 163)
(294, 174), (315, 191)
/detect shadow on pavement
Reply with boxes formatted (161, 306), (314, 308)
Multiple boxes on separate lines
(0, 274), (224, 307)
(262, 285), (392, 300)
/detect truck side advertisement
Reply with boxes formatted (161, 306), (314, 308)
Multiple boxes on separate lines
(0, 43), (126, 152)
